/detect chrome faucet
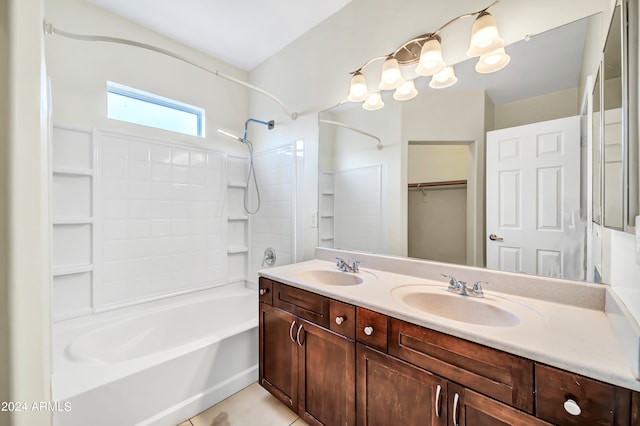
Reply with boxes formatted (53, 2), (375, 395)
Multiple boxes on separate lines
(441, 274), (486, 298)
(336, 257), (360, 273)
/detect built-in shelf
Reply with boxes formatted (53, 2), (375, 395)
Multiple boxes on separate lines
(227, 183), (247, 189)
(320, 215), (334, 219)
(53, 218), (93, 225)
(227, 247), (249, 254)
(52, 264), (93, 277)
(322, 191), (335, 195)
(53, 168), (94, 177)
(227, 216), (249, 221)
(320, 236), (334, 241)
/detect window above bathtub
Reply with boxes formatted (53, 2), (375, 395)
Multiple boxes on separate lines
(107, 82), (205, 137)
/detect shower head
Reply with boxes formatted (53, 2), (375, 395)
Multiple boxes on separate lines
(217, 128), (244, 143)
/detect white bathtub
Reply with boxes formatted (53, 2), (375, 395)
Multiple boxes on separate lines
(52, 284), (258, 426)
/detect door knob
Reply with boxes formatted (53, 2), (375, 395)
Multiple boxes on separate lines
(335, 316), (345, 325)
(489, 233), (504, 241)
(364, 326), (374, 336)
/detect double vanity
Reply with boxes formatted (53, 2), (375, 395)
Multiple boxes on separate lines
(258, 248), (640, 425)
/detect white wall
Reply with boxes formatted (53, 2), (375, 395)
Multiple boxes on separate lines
(0, 0), (10, 418)
(407, 145), (468, 184)
(4, 0), (52, 425)
(494, 88), (580, 129)
(45, 0), (249, 153)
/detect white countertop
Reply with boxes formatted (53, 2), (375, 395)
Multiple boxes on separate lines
(259, 257), (640, 392)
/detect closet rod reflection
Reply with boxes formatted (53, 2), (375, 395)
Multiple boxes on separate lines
(408, 180), (467, 188)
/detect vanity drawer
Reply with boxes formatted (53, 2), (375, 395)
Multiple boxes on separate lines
(388, 318), (534, 413)
(330, 299), (355, 339)
(258, 277), (273, 305)
(535, 364), (632, 425)
(272, 282), (330, 328)
(356, 307), (387, 352)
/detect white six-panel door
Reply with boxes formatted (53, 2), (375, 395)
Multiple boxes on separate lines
(486, 116), (583, 280)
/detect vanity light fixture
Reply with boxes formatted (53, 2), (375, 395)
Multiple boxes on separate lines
(347, 0), (509, 110)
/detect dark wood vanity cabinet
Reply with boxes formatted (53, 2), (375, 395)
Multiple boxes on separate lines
(258, 278), (639, 425)
(259, 279), (355, 425)
(357, 343), (448, 426)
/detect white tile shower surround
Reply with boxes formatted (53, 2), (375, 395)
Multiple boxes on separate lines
(334, 165), (382, 253)
(51, 125), (256, 320)
(249, 145), (297, 280)
(97, 131), (227, 308)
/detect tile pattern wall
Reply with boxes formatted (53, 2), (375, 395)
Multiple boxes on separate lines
(334, 165), (382, 253)
(96, 132), (227, 309)
(51, 126), (249, 320)
(249, 146), (296, 280)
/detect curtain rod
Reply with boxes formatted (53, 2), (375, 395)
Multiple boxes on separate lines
(319, 119), (382, 150)
(43, 20), (299, 121)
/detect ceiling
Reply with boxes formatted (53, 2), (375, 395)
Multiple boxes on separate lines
(83, 0), (600, 105)
(85, 0), (352, 71)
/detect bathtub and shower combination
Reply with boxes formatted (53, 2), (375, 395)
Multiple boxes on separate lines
(52, 284), (258, 426)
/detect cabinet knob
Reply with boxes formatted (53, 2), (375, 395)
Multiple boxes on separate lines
(563, 399), (581, 416)
(364, 326), (374, 336)
(335, 316), (345, 325)
(259, 288), (269, 296)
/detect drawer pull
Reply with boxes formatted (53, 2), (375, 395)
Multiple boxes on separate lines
(435, 384), (442, 418)
(563, 398), (581, 416)
(296, 324), (304, 347)
(259, 288), (269, 296)
(335, 316), (345, 325)
(453, 392), (460, 426)
(289, 320), (297, 343)
(364, 326), (374, 336)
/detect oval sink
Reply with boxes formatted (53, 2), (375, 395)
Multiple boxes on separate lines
(391, 285), (539, 327)
(296, 269), (364, 286)
(402, 292), (520, 327)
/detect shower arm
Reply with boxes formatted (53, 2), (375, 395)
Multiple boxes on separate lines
(42, 20), (299, 121)
(243, 118), (275, 141)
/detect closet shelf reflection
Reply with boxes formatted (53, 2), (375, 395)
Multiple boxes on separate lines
(408, 180), (467, 189)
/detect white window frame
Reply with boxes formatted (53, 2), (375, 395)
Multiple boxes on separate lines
(107, 81), (205, 137)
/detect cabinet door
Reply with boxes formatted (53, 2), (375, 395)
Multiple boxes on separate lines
(259, 303), (299, 411)
(356, 344), (447, 426)
(448, 383), (552, 426)
(298, 319), (355, 426)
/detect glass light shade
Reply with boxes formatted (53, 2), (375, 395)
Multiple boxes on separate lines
(347, 72), (369, 102)
(415, 38), (446, 76)
(379, 57), (404, 90)
(475, 48), (511, 73)
(363, 92), (384, 110)
(466, 12), (505, 57)
(393, 80), (418, 101)
(429, 66), (458, 89)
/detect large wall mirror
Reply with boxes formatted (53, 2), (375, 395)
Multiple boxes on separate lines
(595, 0), (639, 232)
(318, 1), (638, 284)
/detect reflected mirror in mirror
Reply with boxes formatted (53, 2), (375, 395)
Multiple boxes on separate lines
(318, 13), (605, 283)
(593, 69), (602, 225)
(602, 4), (624, 230)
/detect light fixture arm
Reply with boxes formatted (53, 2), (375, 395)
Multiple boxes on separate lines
(43, 20), (299, 120)
(432, 0), (499, 37)
(348, 0), (500, 74)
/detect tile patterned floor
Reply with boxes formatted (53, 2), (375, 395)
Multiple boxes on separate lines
(177, 383), (309, 426)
